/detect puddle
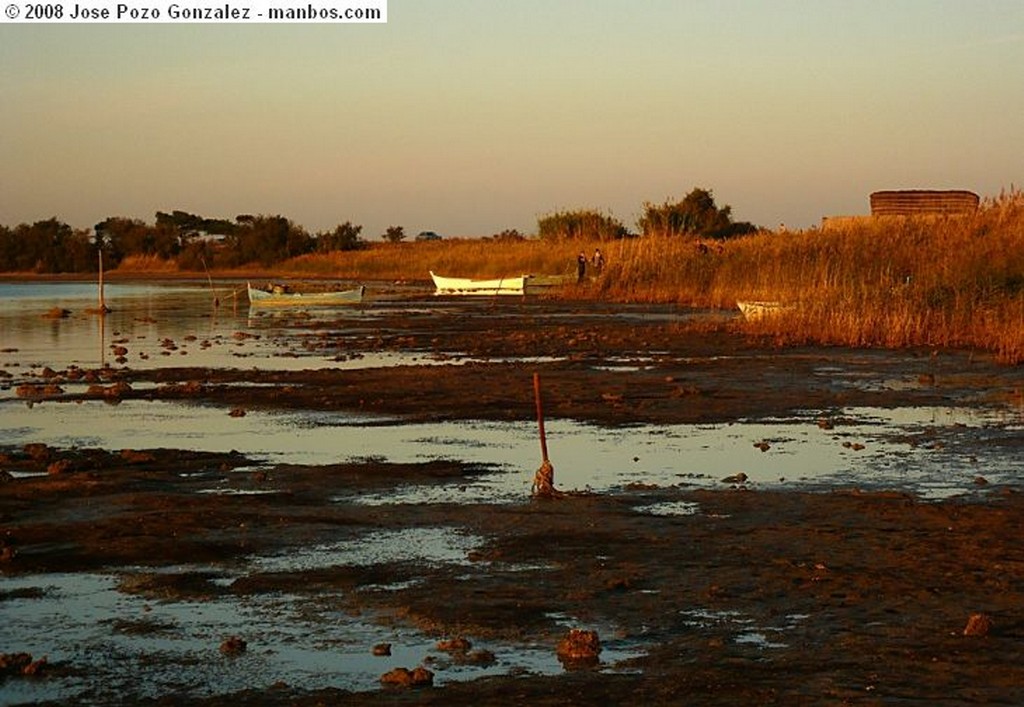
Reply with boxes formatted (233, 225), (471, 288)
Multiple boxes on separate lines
(636, 500), (701, 516)
(248, 527), (482, 573)
(1, 400), (1020, 500)
(680, 608), (806, 651)
(0, 560), (642, 703)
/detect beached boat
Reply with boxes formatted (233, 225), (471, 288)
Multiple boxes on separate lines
(247, 282), (365, 307)
(430, 271), (528, 296)
(736, 300), (787, 320)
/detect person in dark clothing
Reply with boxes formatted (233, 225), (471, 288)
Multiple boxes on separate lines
(577, 252), (587, 283)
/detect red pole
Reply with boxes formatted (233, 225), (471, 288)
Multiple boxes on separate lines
(534, 372), (549, 462)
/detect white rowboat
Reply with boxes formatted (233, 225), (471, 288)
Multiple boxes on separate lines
(430, 271), (527, 296)
(736, 300), (787, 320)
(247, 282), (365, 307)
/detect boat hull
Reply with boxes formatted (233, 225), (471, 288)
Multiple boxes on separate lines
(247, 283), (365, 307)
(736, 300), (787, 320)
(430, 271), (526, 296)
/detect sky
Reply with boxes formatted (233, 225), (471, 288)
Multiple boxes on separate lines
(2, 0), (1022, 239)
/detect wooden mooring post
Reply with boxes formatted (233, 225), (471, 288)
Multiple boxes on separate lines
(531, 372), (559, 497)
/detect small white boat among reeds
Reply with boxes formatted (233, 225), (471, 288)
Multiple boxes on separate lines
(430, 271), (528, 296)
(736, 300), (788, 320)
(247, 282), (365, 307)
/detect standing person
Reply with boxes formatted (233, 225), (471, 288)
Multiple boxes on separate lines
(576, 251), (587, 283)
(592, 248), (605, 274)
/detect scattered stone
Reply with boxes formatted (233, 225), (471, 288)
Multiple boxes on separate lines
(47, 459), (74, 475)
(556, 628), (601, 667)
(120, 449), (156, 464)
(974, 476), (989, 486)
(380, 666), (434, 688)
(220, 636), (247, 655)
(372, 643), (392, 656)
(817, 418), (834, 430)
(228, 407), (246, 418)
(23, 443), (52, 462)
(721, 472), (747, 484)
(754, 441), (771, 452)
(963, 613), (993, 637)
(0, 652), (47, 677)
(436, 637), (472, 653)
(463, 649), (496, 666)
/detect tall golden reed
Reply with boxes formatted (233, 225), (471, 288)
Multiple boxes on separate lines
(236, 189), (1024, 363)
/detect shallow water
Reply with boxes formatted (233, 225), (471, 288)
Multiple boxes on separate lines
(1, 398), (1019, 501)
(2, 281), (1022, 702)
(0, 568), (642, 704)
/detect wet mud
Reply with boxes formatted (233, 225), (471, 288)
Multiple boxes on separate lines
(3, 296), (1024, 705)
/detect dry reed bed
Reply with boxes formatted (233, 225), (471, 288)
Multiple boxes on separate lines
(112, 192), (1024, 363)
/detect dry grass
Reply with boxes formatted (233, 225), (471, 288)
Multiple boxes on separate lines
(282, 238), (585, 282)
(174, 189), (1024, 363)
(111, 254), (178, 272)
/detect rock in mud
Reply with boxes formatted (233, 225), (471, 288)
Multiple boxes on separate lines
(556, 628), (601, 667)
(963, 613), (993, 636)
(220, 636), (247, 655)
(380, 666), (434, 688)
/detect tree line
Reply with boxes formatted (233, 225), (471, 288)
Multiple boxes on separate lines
(0, 188), (760, 274)
(0, 211), (368, 274)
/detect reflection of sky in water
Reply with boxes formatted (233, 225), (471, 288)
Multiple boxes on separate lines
(0, 569), (634, 704)
(0, 281), (428, 374)
(3, 282), (1022, 702)
(1, 399), (1019, 500)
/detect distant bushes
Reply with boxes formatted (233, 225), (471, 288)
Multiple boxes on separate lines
(537, 209), (631, 241)
(638, 188), (758, 239)
(537, 188), (758, 242)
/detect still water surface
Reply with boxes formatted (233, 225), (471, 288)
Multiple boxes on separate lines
(2, 280), (1022, 703)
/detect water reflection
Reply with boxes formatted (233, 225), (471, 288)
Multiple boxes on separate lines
(0, 399), (1018, 500)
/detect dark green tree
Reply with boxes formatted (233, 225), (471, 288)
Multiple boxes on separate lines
(382, 225), (405, 243)
(638, 187), (758, 239)
(537, 209), (630, 241)
(317, 221), (365, 252)
(225, 215), (309, 267)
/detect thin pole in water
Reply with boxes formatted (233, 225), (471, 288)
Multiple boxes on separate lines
(531, 372), (559, 497)
(201, 256), (219, 307)
(97, 249), (106, 312)
(534, 372), (548, 462)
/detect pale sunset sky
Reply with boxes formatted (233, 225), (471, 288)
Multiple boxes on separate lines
(1, 0), (1022, 238)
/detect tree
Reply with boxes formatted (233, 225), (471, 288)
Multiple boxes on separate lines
(491, 228), (525, 242)
(638, 187), (758, 239)
(226, 215), (309, 266)
(95, 217), (153, 265)
(537, 209), (630, 241)
(317, 221), (365, 252)
(382, 225), (405, 243)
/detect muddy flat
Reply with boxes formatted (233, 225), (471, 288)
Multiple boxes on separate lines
(2, 293), (1024, 705)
